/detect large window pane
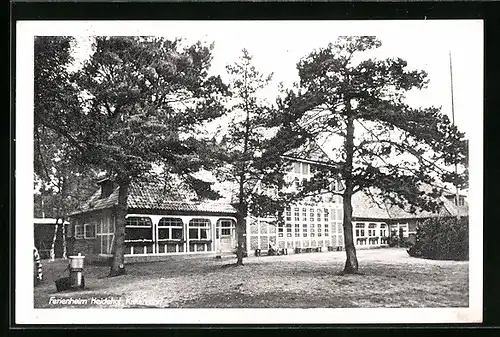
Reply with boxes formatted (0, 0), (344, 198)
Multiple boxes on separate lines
(189, 228), (198, 239)
(125, 217), (152, 242)
(188, 218), (211, 240)
(172, 228), (183, 240)
(294, 162), (301, 173)
(126, 227), (152, 241)
(302, 163), (310, 175)
(158, 217), (183, 240)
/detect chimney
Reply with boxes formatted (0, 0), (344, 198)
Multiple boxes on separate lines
(97, 178), (115, 199)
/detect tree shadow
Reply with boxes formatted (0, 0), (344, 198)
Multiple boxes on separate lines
(220, 262), (245, 269)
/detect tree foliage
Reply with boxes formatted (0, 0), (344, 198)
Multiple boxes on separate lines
(34, 36), (229, 275)
(209, 49), (290, 264)
(271, 36), (468, 273)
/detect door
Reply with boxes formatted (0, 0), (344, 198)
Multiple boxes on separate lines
(216, 219), (235, 253)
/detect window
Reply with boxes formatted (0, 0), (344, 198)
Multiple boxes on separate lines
(317, 223), (322, 237)
(286, 223), (292, 237)
(368, 223), (377, 237)
(99, 216), (115, 255)
(294, 208), (300, 221)
(302, 163), (310, 175)
(398, 223), (409, 238)
(188, 218), (211, 240)
(317, 209), (322, 222)
(324, 223), (329, 236)
(310, 209), (315, 222)
(125, 217), (153, 242)
(158, 218), (183, 240)
(84, 224), (96, 239)
(286, 208), (291, 221)
(302, 208), (307, 221)
(294, 224), (300, 237)
(75, 224), (84, 239)
(355, 223), (365, 237)
(220, 220), (234, 236)
(293, 162), (310, 175)
(278, 223), (284, 237)
(310, 223), (315, 237)
(380, 223), (387, 237)
(294, 162), (301, 174)
(303, 224), (308, 237)
(337, 208), (343, 221)
(324, 209), (329, 222)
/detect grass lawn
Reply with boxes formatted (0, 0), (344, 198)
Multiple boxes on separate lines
(34, 248), (468, 308)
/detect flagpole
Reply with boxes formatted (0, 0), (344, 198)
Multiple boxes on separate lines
(449, 50), (460, 220)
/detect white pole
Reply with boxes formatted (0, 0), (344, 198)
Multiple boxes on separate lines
(449, 50), (461, 220)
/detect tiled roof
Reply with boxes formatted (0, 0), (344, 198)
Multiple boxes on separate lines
(70, 178), (237, 216)
(352, 190), (468, 220)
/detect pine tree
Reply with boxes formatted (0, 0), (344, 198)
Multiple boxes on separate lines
(272, 37), (468, 273)
(34, 36), (229, 276)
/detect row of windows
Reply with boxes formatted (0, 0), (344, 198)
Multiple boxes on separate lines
(277, 223), (336, 238)
(353, 223), (409, 238)
(76, 217), (234, 242)
(125, 217), (214, 242)
(286, 207), (342, 222)
(354, 223), (386, 238)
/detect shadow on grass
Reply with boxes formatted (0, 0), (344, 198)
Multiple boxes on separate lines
(220, 263), (246, 269)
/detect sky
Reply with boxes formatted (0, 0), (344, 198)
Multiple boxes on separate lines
(66, 20), (483, 192)
(67, 20), (483, 139)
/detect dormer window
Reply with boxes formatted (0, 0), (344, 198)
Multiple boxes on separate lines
(293, 162), (310, 176)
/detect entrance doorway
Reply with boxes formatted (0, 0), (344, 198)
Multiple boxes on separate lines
(216, 219), (236, 256)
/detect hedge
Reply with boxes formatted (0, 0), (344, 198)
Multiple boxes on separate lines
(407, 217), (469, 261)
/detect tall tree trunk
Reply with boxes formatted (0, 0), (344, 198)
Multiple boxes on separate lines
(235, 172), (248, 265)
(61, 176), (68, 259)
(109, 179), (129, 277)
(49, 218), (60, 262)
(342, 100), (359, 274)
(235, 206), (246, 266)
(61, 221), (67, 259)
(235, 79), (251, 266)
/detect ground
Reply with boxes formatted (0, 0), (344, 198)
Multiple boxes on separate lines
(34, 248), (468, 308)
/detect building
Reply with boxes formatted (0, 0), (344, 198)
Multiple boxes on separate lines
(33, 218), (70, 259)
(68, 178), (239, 262)
(350, 191), (468, 248)
(68, 143), (468, 261)
(246, 142), (345, 254)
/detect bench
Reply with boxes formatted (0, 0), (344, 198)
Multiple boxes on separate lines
(295, 247), (323, 253)
(254, 248), (288, 256)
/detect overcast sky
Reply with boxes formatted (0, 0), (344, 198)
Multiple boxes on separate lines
(65, 20), (482, 139)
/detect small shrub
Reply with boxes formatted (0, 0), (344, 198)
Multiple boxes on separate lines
(407, 217), (468, 261)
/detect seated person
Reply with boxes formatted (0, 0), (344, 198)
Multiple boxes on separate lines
(268, 241), (280, 256)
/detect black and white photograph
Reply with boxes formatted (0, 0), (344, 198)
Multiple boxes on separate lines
(16, 20), (482, 324)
